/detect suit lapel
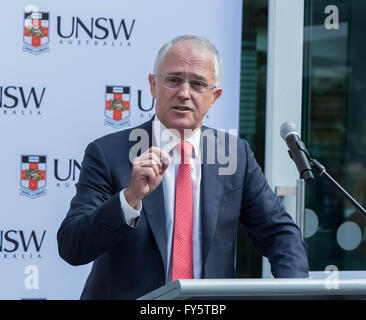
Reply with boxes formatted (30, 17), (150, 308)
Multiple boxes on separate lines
(132, 118), (168, 275)
(200, 126), (225, 268)
(141, 184), (168, 275)
(129, 121), (226, 276)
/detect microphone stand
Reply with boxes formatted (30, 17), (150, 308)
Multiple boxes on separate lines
(310, 158), (366, 219)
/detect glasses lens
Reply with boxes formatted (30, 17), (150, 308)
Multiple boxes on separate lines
(189, 79), (209, 93)
(163, 75), (184, 89)
(161, 74), (213, 93)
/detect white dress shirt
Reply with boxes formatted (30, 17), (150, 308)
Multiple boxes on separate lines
(119, 116), (202, 282)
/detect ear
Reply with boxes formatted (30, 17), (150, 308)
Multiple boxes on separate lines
(148, 73), (157, 98)
(209, 87), (223, 107)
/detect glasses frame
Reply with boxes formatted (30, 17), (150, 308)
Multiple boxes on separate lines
(155, 74), (217, 94)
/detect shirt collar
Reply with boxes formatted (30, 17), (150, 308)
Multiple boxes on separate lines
(152, 115), (201, 159)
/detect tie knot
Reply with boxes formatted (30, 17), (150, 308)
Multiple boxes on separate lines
(177, 140), (193, 164)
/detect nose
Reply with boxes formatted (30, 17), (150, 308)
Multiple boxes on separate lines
(176, 81), (191, 100)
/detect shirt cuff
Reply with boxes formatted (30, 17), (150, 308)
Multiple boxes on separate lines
(119, 189), (142, 227)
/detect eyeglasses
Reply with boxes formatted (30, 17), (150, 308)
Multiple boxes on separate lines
(155, 74), (216, 94)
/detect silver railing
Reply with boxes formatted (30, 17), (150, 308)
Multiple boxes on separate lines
(275, 179), (305, 238)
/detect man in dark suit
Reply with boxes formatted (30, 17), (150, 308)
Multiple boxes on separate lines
(57, 35), (309, 300)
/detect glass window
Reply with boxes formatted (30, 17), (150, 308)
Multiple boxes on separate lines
(236, 0), (268, 278)
(303, 0), (366, 271)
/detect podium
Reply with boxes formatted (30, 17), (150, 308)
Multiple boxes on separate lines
(138, 278), (366, 300)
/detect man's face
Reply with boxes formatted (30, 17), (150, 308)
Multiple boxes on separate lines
(148, 41), (222, 136)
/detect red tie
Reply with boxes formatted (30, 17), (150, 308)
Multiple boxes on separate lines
(172, 140), (194, 281)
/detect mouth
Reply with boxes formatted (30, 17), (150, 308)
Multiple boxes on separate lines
(172, 105), (192, 112)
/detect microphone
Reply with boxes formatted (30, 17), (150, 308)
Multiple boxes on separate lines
(280, 122), (315, 184)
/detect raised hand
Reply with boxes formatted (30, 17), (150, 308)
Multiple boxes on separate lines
(124, 147), (170, 209)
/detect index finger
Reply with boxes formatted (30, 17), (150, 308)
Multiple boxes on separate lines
(149, 146), (170, 166)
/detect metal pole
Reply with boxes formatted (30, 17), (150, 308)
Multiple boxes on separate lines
(296, 179), (305, 238)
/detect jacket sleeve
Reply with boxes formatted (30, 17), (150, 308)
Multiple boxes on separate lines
(57, 141), (130, 266)
(239, 139), (309, 278)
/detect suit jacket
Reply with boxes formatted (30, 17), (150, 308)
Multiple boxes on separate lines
(57, 117), (309, 300)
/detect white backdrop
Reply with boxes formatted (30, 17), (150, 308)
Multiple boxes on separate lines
(0, 0), (243, 299)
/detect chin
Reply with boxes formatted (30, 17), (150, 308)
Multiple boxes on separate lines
(167, 118), (196, 131)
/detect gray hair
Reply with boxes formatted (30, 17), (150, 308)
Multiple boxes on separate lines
(153, 35), (223, 86)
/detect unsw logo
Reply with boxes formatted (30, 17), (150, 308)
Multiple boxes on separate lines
(0, 230), (46, 259)
(20, 155), (47, 199)
(23, 11), (49, 55)
(20, 155), (82, 198)
(23, 9), (136, 55)
(104, 86), (155, 129)
(105, 86), (131, 129)
(0, 85), (46, 116)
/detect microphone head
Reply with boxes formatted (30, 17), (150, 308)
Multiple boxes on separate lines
(280, 122), (299, 140)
